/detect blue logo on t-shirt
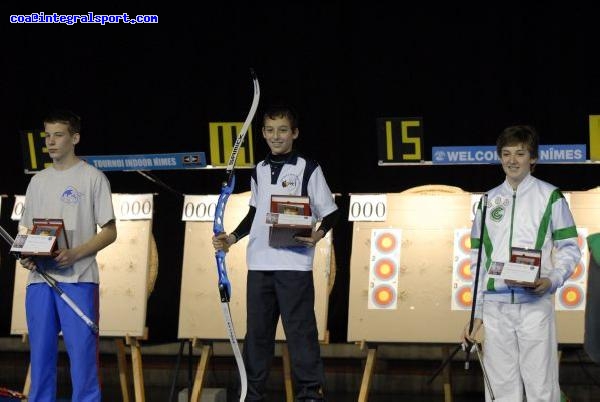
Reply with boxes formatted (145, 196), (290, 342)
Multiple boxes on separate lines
(61, 186), (82, 204)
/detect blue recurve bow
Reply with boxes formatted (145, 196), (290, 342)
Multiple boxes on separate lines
(212, 69), (260, 402)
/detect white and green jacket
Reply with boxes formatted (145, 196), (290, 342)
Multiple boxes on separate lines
(471, 173), (581, 319)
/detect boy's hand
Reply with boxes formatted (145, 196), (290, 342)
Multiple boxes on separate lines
(294, 229), (325, 247)
(212, 233), (236, 252)
(54, 248), (79, 268)
(19, 257), (36, 271)
(461, 318), (483, 346)
(528, 277), (551, 296)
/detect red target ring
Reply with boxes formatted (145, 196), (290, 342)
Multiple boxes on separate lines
(456, 259), (472, 281)
(373, 258), (397, 281)
(375, 232), (398, 253)
(577, 233), (585, 250)
(458, 233), (471, 254)
(569, 262), (585, 281)
(559, 284), (584, 309)
(454, 285), (473, 308)
(371, 284), (396, 308)
(375, 232), (397, 254)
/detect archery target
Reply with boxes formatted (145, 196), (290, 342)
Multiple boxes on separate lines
(458, 232), (471, 254)
(557, 284), (585, 309)
(455, 258), (472, 281)
(368, 229), (401, 309)
(569, 262), (585, 281)
(451, 228), (473, 310)
(556, 227), (588, 311)
(578, 233), (585, 249)
(371, 284), (397, 308)
(373, 258), (398, 281)
(375, 231), (398, 254)
(453, 284), (473, 309)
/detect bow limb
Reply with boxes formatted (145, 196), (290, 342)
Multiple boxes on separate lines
(212, 69), (259, 402)
(224, 69), (261, 178)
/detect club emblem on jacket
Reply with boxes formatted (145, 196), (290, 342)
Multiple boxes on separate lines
(490, 205), (505, 222)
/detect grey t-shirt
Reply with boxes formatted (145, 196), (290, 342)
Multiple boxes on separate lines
(20, 160), (115, 284)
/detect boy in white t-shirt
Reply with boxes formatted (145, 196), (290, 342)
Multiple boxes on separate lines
(213, 104), (339, 401)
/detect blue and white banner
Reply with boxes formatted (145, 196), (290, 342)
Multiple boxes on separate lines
(80, 152), (206, 171)
(431, 145), (586, 164)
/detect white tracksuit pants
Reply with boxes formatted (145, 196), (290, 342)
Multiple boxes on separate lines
(482, 297), (560, 402)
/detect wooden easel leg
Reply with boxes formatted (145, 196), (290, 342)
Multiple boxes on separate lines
(442, 345), (453, 402)
(23, 363), (31, 397)
(191, 342), (212, 402)
(21, 334), (31, 397)
(115, 338), (132, 402)
(358, 343), (377, 402)
(281, 343), (294, 402)
(129, 337), (146, 402)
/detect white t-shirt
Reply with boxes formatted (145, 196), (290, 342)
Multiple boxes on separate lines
(246, 154), (337, 271)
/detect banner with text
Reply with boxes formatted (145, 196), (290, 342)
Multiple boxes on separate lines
(80, 152), (206, 171)
(431, 145), (586, 165)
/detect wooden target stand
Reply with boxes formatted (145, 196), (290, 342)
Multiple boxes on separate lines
(348, 186), (475, 402)
(177, 192), (335, 402)
(353, 342), (458, 402)
(348, 186), (600, 402)
(111, 230), (158, 402)
(9, 194), (156, 402)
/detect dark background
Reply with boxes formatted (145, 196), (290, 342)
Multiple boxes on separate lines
(2, 4), (599, 344)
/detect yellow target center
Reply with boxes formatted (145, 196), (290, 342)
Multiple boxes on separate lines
(379, 236), (394, 250)
(462, 292), (472, 303)
(377, 290), (391, 302)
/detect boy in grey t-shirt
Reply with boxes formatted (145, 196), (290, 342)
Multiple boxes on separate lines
(20, 110), (116, 401)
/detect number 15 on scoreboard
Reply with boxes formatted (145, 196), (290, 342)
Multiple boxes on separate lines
(376, 117), (424, 164)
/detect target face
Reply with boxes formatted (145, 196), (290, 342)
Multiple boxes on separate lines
(373, 258), (398, 281)
(577, 233), (585, 250)
(451, 228), (474, 311)
(454, 285), (473, 308)
(569, 262), (585, 281)
(371, 284), (396, 308)
(458, 233), (471, 254)
(369, 229), (401, 310)
(375, 232), (398, 254)
(558, 284), (584, 309)
(455, 259), (472, 281)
